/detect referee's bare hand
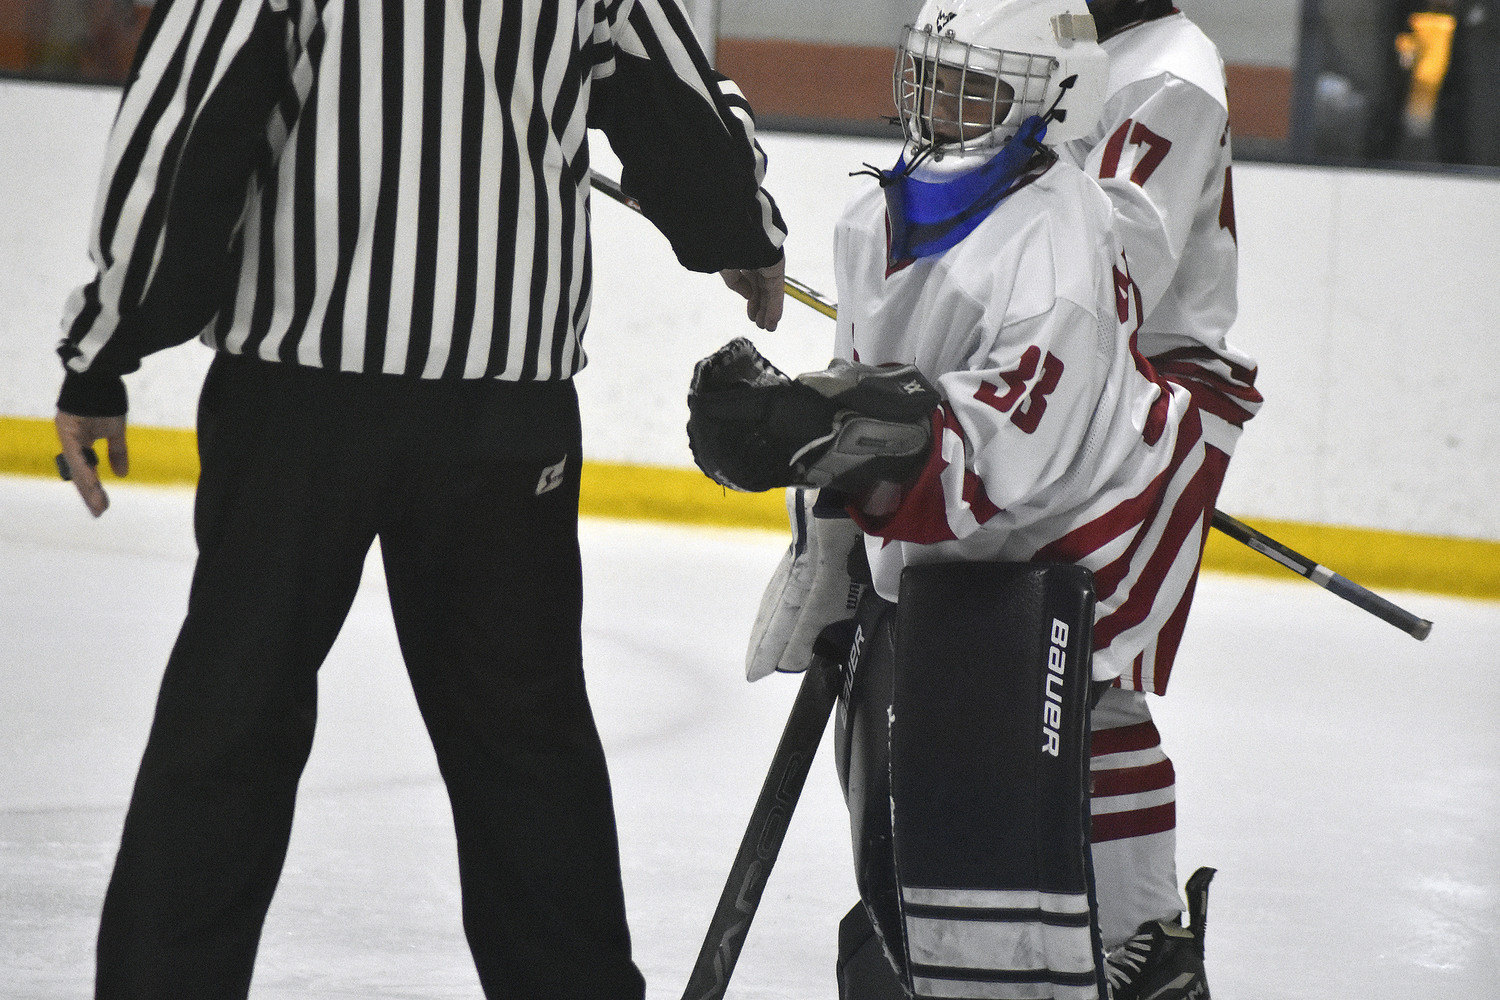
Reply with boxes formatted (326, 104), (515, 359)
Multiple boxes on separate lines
(55, 411), (128, 518)
(719, 256), (785, 332)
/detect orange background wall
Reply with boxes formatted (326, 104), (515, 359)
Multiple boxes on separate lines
(0, 0), (146, 80)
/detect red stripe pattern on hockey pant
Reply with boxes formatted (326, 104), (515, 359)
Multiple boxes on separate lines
(1090, 720), (1176, 844)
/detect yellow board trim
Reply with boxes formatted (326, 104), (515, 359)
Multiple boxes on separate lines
(5, 415), (1496, 601)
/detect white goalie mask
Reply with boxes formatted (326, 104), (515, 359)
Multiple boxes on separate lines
(895, 0), (1109, 154)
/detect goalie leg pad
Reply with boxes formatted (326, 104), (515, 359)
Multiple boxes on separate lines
(889, 562), (1107, 999)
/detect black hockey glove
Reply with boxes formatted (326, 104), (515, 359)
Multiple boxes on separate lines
(686, 337), (939, 494)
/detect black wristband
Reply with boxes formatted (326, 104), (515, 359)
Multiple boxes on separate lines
(57, 370), (128, 417)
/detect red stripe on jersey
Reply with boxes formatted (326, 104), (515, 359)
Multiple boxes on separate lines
(1090, 411), (1209, 653)
(1142, 446), (1231, 689)
(1032, 440), (1181, 597)
(1090, 531), (1149, 606)
(1092, 802), (1176, 844)
(1091, 758), (1176, 799)
(1152, 347), (1264, 429)
(1219, 165), (1238, 244)
(854, 409), (960, 544)
(1159, 366), (1262, 427)
(1090, 479), (1203, 654)
(1129, 338), (1172, 446)
(1090, 720), (1162, 757)
(963, 463), (1003, 524)
(1150, 346), (1259, 390)
(1148, 583), (1195, 690)
(1037, 401), (1202, 606)
(1033, 382), (1217, 691)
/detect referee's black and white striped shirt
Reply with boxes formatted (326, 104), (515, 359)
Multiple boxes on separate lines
(58, 0), (787, 415)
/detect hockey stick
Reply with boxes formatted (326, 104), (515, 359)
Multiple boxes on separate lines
(1209, 510), (1433, 640)
(587, 171), (838, 319)
(679, 622), (850, 1000)
(588, 172), (1433, 641)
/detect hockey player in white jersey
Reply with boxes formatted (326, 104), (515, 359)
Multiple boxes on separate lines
(686, 2), (1237, 997)
(1056, 3), (1262, 989)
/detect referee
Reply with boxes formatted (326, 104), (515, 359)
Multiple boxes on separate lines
(52, 0), (786, 997)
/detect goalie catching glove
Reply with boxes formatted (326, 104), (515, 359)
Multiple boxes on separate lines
(686, 338), (940, 495)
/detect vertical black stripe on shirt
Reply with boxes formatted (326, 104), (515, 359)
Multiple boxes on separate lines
(485, 0), (526, 377)
(242, 170), (281, 357)
(441, 0), (488, 379)
(363, 0), (406, 372)
(284, 15), (326, 364)
(573, 214), (592, 341)
(518, 7), (558, 381)
(236, 33), (301, 364)
(211, 226), (244, 345)
(545, 35), (587, 377)
(320, 0), (363, 369)
(270, 55), (304, 166)
(403, 0), (447, 375)
(571, 120), (592, 340)
(548, 188), (576, 377)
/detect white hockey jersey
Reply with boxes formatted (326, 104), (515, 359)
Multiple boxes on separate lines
(1059, 12), (1260, 457)
(834, 159), (1221, 688)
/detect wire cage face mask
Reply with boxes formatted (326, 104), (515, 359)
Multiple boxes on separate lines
(895, 24), (1060, 154)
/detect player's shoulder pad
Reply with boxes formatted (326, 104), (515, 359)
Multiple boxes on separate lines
(1102, 13), (1228, 113)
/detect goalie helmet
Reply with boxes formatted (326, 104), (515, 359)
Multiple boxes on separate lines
(895, 0), (1108, 154)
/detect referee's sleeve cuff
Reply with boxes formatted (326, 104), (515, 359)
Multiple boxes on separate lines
(57, 370), (128, 417)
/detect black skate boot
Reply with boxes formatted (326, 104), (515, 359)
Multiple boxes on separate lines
(1105, 866), (1216, 1000)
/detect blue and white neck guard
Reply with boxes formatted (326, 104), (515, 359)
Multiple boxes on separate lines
(877, 115), (1053, 266)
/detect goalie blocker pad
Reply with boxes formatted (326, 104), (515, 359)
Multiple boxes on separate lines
(837, 562), (1107, 1000)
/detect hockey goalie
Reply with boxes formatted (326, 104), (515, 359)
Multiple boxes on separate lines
(686, 1), (1261, 997)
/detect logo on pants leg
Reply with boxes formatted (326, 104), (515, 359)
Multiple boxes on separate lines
(536, 456), (567, 496)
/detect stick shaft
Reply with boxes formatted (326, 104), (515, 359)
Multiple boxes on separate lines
(1209, 511), (1432, 640)
(588, 169), (638, 212)
(679, 651), (843, 1000)
(784, 276), (838, 318)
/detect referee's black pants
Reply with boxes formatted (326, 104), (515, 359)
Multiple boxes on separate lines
(96, 354), (646, 1000)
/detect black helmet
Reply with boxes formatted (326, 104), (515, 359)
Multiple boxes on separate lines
(1086, 0), (1176, 39)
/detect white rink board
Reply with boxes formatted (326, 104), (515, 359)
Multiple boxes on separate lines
(3, 78), (1498, 541)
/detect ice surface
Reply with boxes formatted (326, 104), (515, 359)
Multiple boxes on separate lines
(2, 475), (1496, 999)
